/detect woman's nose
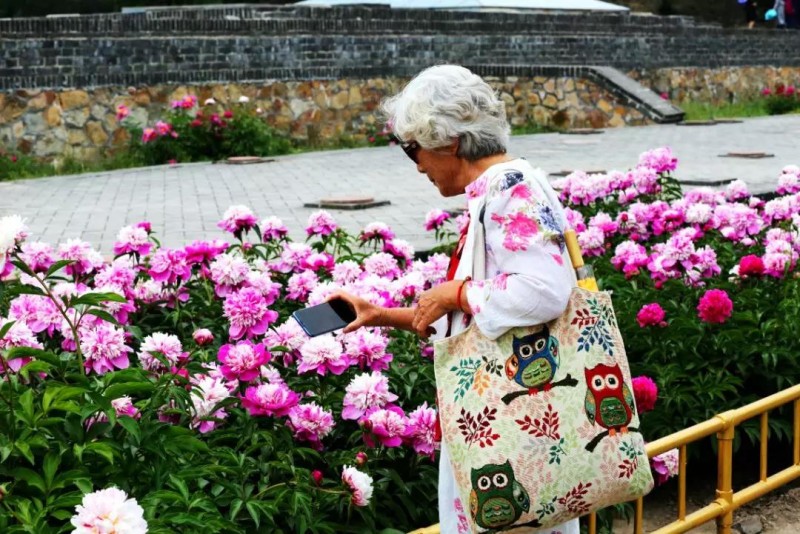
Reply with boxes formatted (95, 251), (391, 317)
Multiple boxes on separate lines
(416, 163), (425, 173)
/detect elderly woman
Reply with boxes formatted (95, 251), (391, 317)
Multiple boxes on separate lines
(331, 65), (578, 534)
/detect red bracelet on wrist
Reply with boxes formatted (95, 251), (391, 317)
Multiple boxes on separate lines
(457, 277), (472, 314)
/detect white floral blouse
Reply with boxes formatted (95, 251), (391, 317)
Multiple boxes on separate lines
(438, 158), (579, 534)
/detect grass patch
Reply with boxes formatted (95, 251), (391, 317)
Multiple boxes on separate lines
(680, 99), (769, 121)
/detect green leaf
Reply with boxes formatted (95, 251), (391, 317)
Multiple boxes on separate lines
(42, 452), (61, 490)
(85, 309), (120, 325)
(71, 292), (127, 306)
(117, 416), (141, 443)
(43, 386), (86, 414)
(11, 259), (36, 277)
(5, 347), (60, 366)
(6, 284), (45, 297)
(104, 382), (155, 399)
(14, 441), (34, 465)
(84, 442), (117, 465)
(0, 320), (16, 339)
(16, 389), (35, 425)
(11, 468), (47, 494)
(44, 259), (74, 278)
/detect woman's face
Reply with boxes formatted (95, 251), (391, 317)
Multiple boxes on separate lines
(410, 142), (464, 198)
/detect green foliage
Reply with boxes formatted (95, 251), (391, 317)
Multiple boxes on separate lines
(680, 99), (768, 121)
(0, 230), (439, 532)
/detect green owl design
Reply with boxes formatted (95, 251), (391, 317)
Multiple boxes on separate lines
(469, 460), (530, 529)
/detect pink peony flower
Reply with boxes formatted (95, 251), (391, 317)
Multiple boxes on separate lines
(651, 448), (680, 485)
(286, 270), (319, 302)
(360, 222), (395, 242)
(363, 252), (401, 279)
(80, 324), (132, 375)
(70, 487), (148, 534)
(383, 238), (415, 263)
(86, 396), (142, 428)
(407, 402), (439, 455)
(116, 105), (130, 121)
(306, 210), (338, 237)
(241, 382), (300, 417)
(343, 329), (393, 372)
(138, 332), (188, 372)
(739, 255), (765, 277)
(286, 402), (335, 449)
(217, 205), (258, 237)
(341, 466), (374, 507)
(342, 372), (398, 421)
(631, 376), (658, 413)
(363, 406), (412, 448)
(260, 216), (289, 241)
(58, 238), (104, 278)
(19, 241), (55, 273)
(697, 289), (733, 324)
(223, 287), (278, 339)
(638, 147), (677, 174)
(193, 328), (214, 346)
(209, 253), (249, 296)
(297, 335), (351, 376)
(0, 319), (43, 373)
(424, 209), (450, 231)
(217, 340), (270, 382)
(263, 319), (309, 365)
(190, 375), (231, 433)
(141, 128), (157, 143)
(636, 303), (667, 328)
(148, 248), (191, 285)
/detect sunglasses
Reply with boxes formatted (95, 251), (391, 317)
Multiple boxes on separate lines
(401, 141), (421, 164)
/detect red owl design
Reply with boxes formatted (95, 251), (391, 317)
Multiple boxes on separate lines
(584, 363), (635, 436)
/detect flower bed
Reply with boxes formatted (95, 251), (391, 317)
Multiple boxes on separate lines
(0, 148), (798, 532)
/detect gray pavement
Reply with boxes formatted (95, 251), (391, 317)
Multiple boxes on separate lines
(1, 115), (799, 254)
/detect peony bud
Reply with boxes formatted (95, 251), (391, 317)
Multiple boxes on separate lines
(193, 328), (214, 346)
(355, 452), (368, 466)
(311, 470), (323, 486)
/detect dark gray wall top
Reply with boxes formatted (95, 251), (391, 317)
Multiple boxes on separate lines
(1, 5), (799, 91)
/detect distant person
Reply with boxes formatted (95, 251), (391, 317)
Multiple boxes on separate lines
(745, 0), (759, 28)
(787, 0), (798, 27)
(773, 0), (786, 27)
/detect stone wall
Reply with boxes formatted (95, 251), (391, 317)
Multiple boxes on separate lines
(0, 75), (647, 160)
(1, 6), (800, 92)
(630, 66), (800, 105)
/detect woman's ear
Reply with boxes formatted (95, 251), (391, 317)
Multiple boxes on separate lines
(447, 137), (460, 156)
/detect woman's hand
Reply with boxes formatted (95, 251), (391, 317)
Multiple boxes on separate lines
(327, 291), (383, 334)
(412, 280), (463, 338)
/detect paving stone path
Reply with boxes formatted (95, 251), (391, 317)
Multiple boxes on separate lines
(2, 115), (798, 254)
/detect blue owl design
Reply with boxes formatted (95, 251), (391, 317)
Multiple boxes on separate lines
(504, 326), (560, 393)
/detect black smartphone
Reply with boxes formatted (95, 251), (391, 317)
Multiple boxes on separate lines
(292, 299), (357, 337)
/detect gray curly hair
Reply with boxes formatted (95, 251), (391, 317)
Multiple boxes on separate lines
(382, 65), (510, 161)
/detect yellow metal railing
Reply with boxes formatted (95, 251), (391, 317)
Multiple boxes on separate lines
(411, 383), (800, 534)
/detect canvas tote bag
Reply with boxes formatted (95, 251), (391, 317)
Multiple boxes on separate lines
(433, 212), (654, 533)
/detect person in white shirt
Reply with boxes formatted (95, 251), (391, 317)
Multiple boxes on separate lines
(330, 65), (577, 534)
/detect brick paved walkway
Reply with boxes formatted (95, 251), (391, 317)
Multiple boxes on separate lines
(2, 115), (798, 254)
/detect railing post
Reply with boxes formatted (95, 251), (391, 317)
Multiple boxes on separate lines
(715, 412), (736, 534)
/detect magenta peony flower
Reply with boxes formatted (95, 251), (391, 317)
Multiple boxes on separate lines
(636, 303), (667, 328)
(209, 253), (249, 296)
(305, 210), (338, 237)
(651, 448), (680, 485)
(286, 402), (335, 449)
(58, 238), (104, 278)
(341, 466), (374, 507)
(697, 289), (733, 324)
(185, 239), (228, 265)
(217, 340), (270, 382)
(241, 382), (300, 417)
(424, 209), (450, 231)
(363, 406), (412, 448)
(0, 318), (43, 373)
(383, 238), (415, 262)
(342, 372), (398, 421)
(193, 328), (214, 346)
(70, 487), (148, 534)
(297, 335), (351, 376)
(632, 376), (658, 413)
(148, 248), (191, 285)
(113, 225), (151, 257)
(116, 105), (130, 121)
(141, 127), (157, 143)
(407, 402), (439, 456)
(343, 329), (393, 372)
(217, 205), (258, 237)
(739, 255), (765, 277)
(223, 287), (278, 339)
(637, 147), (677, 174)
(138, 332), (188, 372)
(80, 324), (132, 375)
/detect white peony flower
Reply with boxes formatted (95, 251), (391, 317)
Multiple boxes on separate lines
(70, 487), (148, 534)
(0, 214), (28, 270)
(341, 465), (374, 507)
(238, 95), (250, 103)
